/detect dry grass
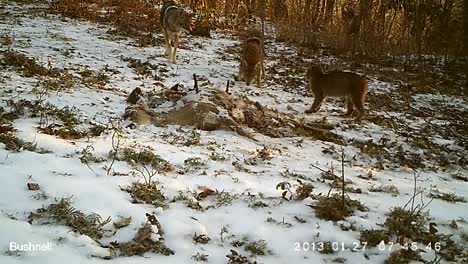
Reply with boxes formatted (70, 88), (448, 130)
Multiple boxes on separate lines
(226, 249), (257, 264)
(384, 249), (423, 264)
(429, 189), (467, 203)
(50, 0), (160, 46)
(244, 240), (270, 256)
(1, 50), (52, 77)
(384, 207), (428, 240)
(28, 198), (111, 240)
(359, 229), (390, 247)
(0, 131), (38, 152)
(309, 193), (367, 221)
(110, 220), (174, 257)
(122, 181), (168, 209)
(4, 98), (105, 140)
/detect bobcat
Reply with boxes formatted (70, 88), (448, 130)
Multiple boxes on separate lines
(238, 36), (265, 87)
(160, 1), (191, 63)
(305, 65), (367, 120)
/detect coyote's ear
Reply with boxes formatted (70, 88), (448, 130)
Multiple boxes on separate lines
(254, 61), (261, 69)
(187, 12), (194, 25)
(241, 58), (247, 66)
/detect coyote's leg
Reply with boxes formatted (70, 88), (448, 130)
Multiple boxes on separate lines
(163, 30), (171, 57)
(171, 33), (180, 63)
(352, 96), (365, 121)
(237, 62), (244, 81)
(260, 60), (265, 79)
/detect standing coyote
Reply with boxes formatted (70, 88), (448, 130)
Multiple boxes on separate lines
(238, 36), (265, 87)
(160, 1), (191, 63)
(305, 65), (367, 120)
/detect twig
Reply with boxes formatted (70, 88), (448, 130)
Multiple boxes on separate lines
(402, 172), (433, 214)
(225, 80), (230, 94)
(410, 105), (468, 140)
(193, 73), (199, 94)
(310, 163), (341, 179)
(107, 120), (121, 176)
(341, 147), (345, 211)
(410, 172), (419, 212)
(85, 162), (99, 176)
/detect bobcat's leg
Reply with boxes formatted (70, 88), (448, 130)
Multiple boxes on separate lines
(353, 96), (365, 121)
(305, 95), (324, 114)
(343, 97), (355, 116)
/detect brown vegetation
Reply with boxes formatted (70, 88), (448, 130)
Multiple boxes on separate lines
(157, 0), (468, 60)
(309, 193), (367, 221)
(47, 1), (467, 88)
(51, 0), (160, 45)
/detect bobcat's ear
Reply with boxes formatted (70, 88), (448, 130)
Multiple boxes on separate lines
(241, 58), (247, 66)
(254, 61), (261, 69)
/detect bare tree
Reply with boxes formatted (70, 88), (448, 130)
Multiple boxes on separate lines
(464, 0), (468, 55)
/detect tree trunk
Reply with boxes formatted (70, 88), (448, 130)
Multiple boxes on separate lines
(273, 0), (288, 19)
(324, 0), (335, 25)
(464, 0), (468, 55)
(311, 0), (320, 24)
(319, 0), (326, 22)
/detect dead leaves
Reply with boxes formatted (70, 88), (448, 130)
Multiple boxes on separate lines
(196, 187), (216, 200)
(109, 213), (173, 257)
(27, 182), (40, 191)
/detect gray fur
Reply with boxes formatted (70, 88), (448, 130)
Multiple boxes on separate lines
(160, 2), (191, 63)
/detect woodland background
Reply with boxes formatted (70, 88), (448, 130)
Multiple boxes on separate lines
(50, 0), (468, 60)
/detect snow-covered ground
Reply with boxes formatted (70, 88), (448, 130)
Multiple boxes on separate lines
(0, 2), (467, 264)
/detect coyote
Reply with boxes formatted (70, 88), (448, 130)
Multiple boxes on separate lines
(160, 1), (191, 63)
(238, 36), (265, 87)
(305, 65), (367, 121)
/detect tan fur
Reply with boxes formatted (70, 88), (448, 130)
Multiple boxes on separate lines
(132, 107), (152, 125)
(305, 65), (367, 121)
(238, 37), (265, 87)
(123, 105), (152, 125)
